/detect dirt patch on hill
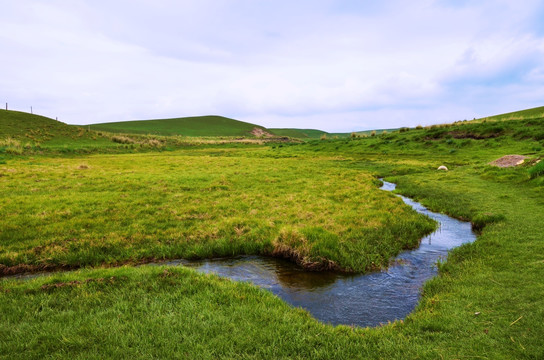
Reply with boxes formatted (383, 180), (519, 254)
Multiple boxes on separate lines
(250, 127), (274, 137)
(489, 155), (527, 168)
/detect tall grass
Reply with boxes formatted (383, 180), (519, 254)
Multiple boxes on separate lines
(528, 160), (544, 178)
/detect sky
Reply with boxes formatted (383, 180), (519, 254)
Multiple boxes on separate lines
(1, 0), (543, 132)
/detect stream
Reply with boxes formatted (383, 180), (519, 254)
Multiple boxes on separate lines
(166, 180), (477, 327)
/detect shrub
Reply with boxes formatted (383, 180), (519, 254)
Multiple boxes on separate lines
(6, 146), (23, 155)
(0, 137), (21, 147)
(112, 136), (136, 144)
(529, 160), (544, 179)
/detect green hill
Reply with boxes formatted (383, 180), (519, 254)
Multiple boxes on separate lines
(90, 115), (271, 137)
(268, 128), (327, 139)
(268, 128), (398, 139)
(0, 110), (112, 151)
(480, 105), (544, 122)
(88, 114), (403, 139)
(0, 110), (79, 140)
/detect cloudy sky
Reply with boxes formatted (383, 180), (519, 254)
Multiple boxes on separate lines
(1, 1), (543, 132)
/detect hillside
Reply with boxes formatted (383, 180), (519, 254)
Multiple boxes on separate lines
(0, 110), (81, 141)
(268, 128), (327, 139)
(90, 115), (271, 137)
(0, 110), (116, 149)
(481, 105), (544, 122)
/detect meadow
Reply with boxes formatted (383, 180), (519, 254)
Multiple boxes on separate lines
(1, 108), (543, 358)
(0, 149), (435, 274)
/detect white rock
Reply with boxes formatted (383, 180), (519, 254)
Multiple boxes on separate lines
(437, 165), (448, 171)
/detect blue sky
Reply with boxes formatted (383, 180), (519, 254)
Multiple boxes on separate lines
(1, 0), (543, 131)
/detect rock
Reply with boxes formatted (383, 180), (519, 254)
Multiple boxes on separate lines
(437, 165), (448, 171)
(489, 155), (526, 168)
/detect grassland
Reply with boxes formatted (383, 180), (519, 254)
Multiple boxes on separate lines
(0, 149), (434, 274)
(1, 108), (543, 358)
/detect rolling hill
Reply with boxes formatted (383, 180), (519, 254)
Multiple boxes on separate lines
(89, 115), (271, 137)
(0, 110), (80, 140)
(0, 110), (112, 150)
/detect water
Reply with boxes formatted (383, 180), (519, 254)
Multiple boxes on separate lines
(167, 180), (477, 327)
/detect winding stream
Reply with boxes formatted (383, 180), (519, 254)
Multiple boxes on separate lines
(167, 180), (477, 327)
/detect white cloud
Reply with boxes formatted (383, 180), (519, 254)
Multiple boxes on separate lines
(0, 0), (543, 131)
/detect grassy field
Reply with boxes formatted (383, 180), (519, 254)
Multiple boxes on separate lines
(1, 108), (543, 358)
(0, 149), (434, 273)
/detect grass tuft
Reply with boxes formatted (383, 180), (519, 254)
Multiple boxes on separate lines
(528, 160), (544, 179)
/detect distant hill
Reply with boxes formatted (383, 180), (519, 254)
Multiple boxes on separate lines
(268, 128), (398, 139)
(268, 128), (327, 139)
(88, 114), (406, 139)
(90, 115), (271, 137)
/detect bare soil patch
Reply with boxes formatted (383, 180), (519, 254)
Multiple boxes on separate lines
(250, 127), (274, 137)
(489, 155), (527, 168)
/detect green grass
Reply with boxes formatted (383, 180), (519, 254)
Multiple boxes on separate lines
(528, 160), (544, 179)
(1, 154), (543, 358)
(268, 128), (327, 139)
(1, 105), (544, 358)
(0, 149), (434, 273)
(480, 105), (544, 122)
(90, 115), (271, 137)
(0, 110), (114, 151)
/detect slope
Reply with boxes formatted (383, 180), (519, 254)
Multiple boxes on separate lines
(89, 115), (270, 137)
(481, 105), (544, 122)
(0, 110), (114, 151)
